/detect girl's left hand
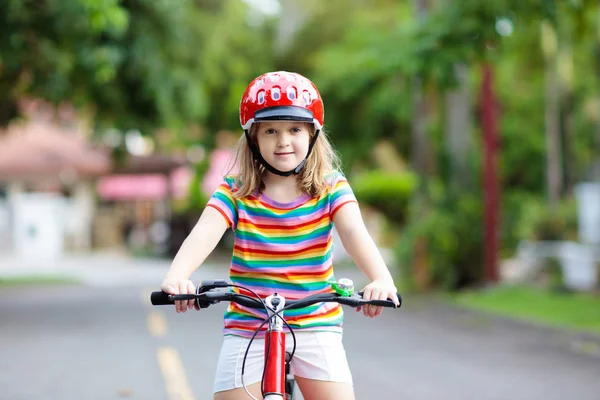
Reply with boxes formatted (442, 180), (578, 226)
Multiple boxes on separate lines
(358, 279), (400, 318)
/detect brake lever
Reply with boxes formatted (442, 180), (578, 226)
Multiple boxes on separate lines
(200, 279), (230, 289)
(195, 281), (228, 309)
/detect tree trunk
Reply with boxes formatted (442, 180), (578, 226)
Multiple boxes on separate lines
(559, 41), (575, 194)
(444, 63), (472, 191)
(541, 21), (563, 205)
(411, 77), (429, 176)
(410, 0), (430, 179)
(410, 0), (431, 290)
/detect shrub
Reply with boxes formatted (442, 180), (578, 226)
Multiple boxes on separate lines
(499, 191), (541, 256)
(351, 169), (418, 226)
(395, 183), (484, 290)
(185, 159), (210, 212)
(514, 197), (578, 242)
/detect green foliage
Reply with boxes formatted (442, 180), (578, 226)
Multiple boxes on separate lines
(0, 0), (124, 122)
(495, 53), (547, 192)
(301, 0), (600, 178)
(452, 284), (600, 335)
(514, 197), (579, 242)
(499, 190), (543, 255)
(396, 183), (484, 290)
(543, 257), (567, 292)
(1, 0), (203, 130)
(351, 170), (418, 225)
(198, 1), (276, 136)
(185, 160), (210, 213)
(0, 0), (275, 140)
(396, 187), (578, 291)
(3, 0), (598, 161)
(0, 275), (80, 286)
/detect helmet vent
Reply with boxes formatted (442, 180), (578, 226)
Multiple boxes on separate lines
(257, 90), (265, 104)
(303, 91), (311, 104)
(287, 87), (297, 100)
(272, 87), (281, 100)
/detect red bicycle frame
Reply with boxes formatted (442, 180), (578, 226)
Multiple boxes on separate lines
(261, 294), (289, 400)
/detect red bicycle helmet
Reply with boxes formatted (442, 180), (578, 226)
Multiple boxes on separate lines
(239, 71), (324, 130)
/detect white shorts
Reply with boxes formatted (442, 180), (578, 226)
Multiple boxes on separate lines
(213, 331), (353, 393)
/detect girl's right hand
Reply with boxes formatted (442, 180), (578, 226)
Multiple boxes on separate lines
(160, 278), (198, 313)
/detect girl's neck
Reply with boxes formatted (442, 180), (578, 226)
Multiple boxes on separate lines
(261, 172), (303, 203)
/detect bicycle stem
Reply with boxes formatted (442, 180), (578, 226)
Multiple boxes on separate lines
(265, 294), (286, 332)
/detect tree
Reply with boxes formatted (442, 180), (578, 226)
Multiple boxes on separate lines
(0, 0), (273, 143)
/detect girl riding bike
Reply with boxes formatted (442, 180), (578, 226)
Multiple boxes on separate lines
(160, 71), (400, 400)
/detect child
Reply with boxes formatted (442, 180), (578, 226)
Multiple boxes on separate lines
(161, 71), (399, 400)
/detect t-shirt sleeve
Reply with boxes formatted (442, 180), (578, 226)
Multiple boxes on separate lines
(329, 172), (358, 219)
(206, 177), (238, 229)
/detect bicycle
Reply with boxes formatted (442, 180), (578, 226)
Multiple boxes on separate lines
(151, 278), (401, 400)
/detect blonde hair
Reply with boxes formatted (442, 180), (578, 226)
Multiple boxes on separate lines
(226, 123), (341, 198)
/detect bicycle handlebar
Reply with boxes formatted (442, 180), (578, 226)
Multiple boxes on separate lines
(150, 287), (401, 310)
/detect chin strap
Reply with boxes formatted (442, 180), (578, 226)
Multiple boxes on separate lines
(244, 129), (321, 177)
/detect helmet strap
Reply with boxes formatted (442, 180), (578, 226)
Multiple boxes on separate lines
(244, 129), (320, 177)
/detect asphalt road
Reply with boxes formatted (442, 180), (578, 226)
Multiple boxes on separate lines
(1, 280), (600, 400)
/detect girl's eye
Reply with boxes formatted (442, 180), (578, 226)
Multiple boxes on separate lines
(290, 127), (301, 133)
(265, 129), (277, 135)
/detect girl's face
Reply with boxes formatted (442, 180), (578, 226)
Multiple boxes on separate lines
(255, 121), (311, 173)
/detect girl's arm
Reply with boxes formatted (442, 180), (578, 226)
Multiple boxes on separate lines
(161, 206), (229, 312)
(333, 202), (399, 317)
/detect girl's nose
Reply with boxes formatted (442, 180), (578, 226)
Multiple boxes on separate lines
(277, 132), (291, 147)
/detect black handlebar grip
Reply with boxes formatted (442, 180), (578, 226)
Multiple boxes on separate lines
(151, 291), (173, 305)
(366, 299), (399, 308)
(357, 292), (402, 308)
(150, 292), (199, 305)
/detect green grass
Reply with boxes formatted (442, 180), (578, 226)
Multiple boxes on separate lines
(0, 275), (80, 286)
(451, 285), (600, 335)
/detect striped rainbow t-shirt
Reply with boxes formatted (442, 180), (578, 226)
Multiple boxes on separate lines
(206, 172), (358, 338)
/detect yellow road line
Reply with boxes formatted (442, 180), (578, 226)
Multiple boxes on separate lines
(147, 310), (168, 337)
(157, 347), (196, 400)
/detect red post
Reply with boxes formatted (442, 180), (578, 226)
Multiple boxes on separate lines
(481, 64), (499, 283)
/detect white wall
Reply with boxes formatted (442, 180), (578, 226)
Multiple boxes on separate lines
(64, 181), (94, 250)
(12, 192), (66, 266)
(575, 183), (600, 245)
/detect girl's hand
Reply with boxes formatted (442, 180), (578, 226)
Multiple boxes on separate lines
(358, 279), (400, 318)
(160, 277), (198, 313)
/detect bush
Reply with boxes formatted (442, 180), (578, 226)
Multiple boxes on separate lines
(514, 196), (578, 242)
(351, 169), (418, 226)
(185, 159), (210, 212)
(395, 183), (484, 290)
(500, 191), (542, 256)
